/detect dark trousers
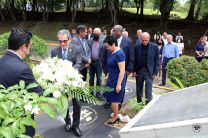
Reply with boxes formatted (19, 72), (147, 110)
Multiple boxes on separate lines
(65, 98), (81, 128)
(25, 114), (35, 137)
(80, 67), (88, 81)
(89, 61), (102, 93)
(136, 68), (153, 104)
(162, 57), (173, 84)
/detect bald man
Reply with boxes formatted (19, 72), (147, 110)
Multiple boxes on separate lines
(134, 32), (159, 104)
(87, 27), (105, 99)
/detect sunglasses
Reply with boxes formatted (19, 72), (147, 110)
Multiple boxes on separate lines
(58, 39), (68, 43)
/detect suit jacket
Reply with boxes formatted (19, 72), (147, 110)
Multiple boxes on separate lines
(51, 45), (82, 71)
(71, 35), (91, 69)
(0, 51), (43, 95)
(119, 36), (135, 72)
(87, 38), (105, 68)
(134, 42), (159, 77)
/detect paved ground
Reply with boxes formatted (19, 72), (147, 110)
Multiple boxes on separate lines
(35, 44), (171, 138)
(36, 80), (136, 138)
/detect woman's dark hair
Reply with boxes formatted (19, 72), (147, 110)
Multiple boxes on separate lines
(176, 37), (183, 43)
(8, 28), (32, 50)
(103, 35), (118, 47)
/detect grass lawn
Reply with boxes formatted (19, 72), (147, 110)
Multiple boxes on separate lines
(123, 8), (188, 19)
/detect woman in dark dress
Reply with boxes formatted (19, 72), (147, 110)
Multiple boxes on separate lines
(103, 35), (126, 124)
(195, 36), (206, 62)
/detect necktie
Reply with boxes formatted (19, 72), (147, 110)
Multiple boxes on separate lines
(63, 49), (67, 60)
(117, 39), (120, 47)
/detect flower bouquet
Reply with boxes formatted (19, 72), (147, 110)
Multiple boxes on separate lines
(33, 57), (111, 117)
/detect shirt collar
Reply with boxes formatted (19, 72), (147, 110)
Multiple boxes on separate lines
(117, 36), (123, 42)
(7, 49), (22, 60)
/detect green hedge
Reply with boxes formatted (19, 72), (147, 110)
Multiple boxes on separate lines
(0, 32), (48, 58)
(167, 56), (208, 87)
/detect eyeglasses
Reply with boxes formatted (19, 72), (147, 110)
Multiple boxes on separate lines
(58, 39), (68, 43)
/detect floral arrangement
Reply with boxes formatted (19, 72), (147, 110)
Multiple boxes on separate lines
(33, 57), (110, 116)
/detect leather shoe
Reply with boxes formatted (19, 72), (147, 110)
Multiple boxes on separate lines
(72, 127), (82, 137)
(64, 124), (71, 132)
(103, 102), (111, 108)
(159, 83), (165, 86)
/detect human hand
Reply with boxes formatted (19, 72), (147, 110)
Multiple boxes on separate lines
(116, 85), (121, 93)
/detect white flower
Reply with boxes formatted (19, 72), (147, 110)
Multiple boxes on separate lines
(31, 105), (40, 115)
(53, 91), (61, 98)
(24, 103), (32, 111)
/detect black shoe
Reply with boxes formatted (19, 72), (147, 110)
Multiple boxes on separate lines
(64, 124), (71, 132)
(96, 92), (103, 100)
(107, 118), (120, 125)
(103, 102), (111, 108)
(159, 82), (165, 86)
(72, 127), (82, 137)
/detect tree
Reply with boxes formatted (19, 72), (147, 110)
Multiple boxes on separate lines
(5, 0), (17, 21)
(160, 0), (174, 31)
(186, 0), (197, 20)
(0, 1), (6, 22)
(195, 0), (202, 20)
(108, 0), (119, 25)
(140, 0), (144, 16)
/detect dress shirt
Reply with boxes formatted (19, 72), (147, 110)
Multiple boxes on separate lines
(162, 42), (179, 58)
(117, 36), (123, 47)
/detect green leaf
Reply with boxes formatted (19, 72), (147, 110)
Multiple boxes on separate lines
(2, 117), (16, 126)
(0, 107), (7, 119)
(18, 134), (32, 138)
(19, 81), (25, 90)
(20, 118), (36, 129)
(0, 127), (14, 138)
(39, 104), (56, 118)
(26, 83), (38, 90)
(0, 85), (5, 89)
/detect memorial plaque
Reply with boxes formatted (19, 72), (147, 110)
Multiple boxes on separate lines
(120, 83), (208, 138)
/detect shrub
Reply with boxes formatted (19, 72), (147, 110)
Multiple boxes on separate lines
(0, 32), (48, 58)
(167, 56), (208, 87)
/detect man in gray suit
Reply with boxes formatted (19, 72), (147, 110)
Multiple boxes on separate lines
(51, 29), (82, 137)
(71, 25), (91, 81)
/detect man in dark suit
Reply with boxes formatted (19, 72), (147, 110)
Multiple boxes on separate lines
(104, 25), (134, 108)
(51, 29), (82, 137)
(87, 27), (105, 99)
(71, 25), (91, 82)
(112, 25), (135, 107)
(0, 28), (43, 137)
(134, 32), (159, 104)
(86, 27), (93, 40)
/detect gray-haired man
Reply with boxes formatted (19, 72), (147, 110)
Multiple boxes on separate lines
(51, 29), (82, 137)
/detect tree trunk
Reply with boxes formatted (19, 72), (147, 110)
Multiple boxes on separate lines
(101, 0), (104, 10)
(140, 0), (144, 16)
(120, 0), (124, 10)
(66, 0), (71, 13)
(105, 0), (109, 9)
(51, 0), (54, 12)
(72, 0), (78, 22)
(186, 0), (196, 20)
(109, 0), (118, 25)
(32, 0), (37, 11)
(160, 0), (174, 32)
(43, 0), (48, 21)
(134, 0), (141, 15)
(195, 0), (202, 20)
(0, 6), (5, 22)
(5, 0), (16, 21)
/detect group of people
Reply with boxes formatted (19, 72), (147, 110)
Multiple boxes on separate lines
(0, 25), (207, 137)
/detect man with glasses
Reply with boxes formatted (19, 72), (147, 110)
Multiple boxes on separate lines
(71, 25), (91, 82)
(0, 28), (43, 137)
(51, 29), (82, 137)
